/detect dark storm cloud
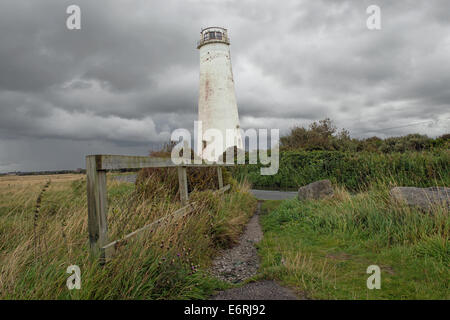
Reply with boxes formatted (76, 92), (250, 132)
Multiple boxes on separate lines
(0, 0), (449, 171)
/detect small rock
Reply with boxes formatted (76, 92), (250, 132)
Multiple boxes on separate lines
(390, 187), (449, 211)
(298, 179), (334, 201)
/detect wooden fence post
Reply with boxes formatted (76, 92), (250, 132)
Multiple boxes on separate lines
(178, 166), (188, 205)
(86, 155), (109, 260)
(217, 167), (223, 189)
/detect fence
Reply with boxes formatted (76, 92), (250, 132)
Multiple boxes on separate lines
(86, 154), (233, 262)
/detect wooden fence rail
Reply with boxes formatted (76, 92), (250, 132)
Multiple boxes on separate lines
(102, 203), (196, 260)
(86, 154), (233, 262)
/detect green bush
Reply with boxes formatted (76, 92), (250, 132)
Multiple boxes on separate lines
(232, 150), (449, 191)
(280, 118), (449, 153)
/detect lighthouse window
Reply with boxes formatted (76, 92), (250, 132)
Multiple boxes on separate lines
(216, 32), (222, 39)
(208, 31), (216, 39)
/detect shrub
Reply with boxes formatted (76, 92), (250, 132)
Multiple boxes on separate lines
(280, 118), (448, 153)
(232, 150), (449, 191)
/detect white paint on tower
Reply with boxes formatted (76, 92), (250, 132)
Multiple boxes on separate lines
(197, 27), (243, 162)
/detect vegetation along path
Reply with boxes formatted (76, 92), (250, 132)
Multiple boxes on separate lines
(210, 202), (298, 300)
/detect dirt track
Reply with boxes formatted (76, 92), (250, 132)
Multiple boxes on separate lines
(210, 202), (298, 300)
(113, 174), (299, 299)
(209, 204), (263, 283)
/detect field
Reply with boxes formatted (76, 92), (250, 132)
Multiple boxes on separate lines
(258, 184), (449, 299)
(0, 173), (257, 299)
(1, 155), (448, 300)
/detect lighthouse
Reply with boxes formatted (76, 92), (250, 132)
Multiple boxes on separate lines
(197, 27), (243, 162)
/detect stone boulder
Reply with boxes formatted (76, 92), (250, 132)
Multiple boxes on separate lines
(298, 180), (334, 201)
(390, 187), (449, 211)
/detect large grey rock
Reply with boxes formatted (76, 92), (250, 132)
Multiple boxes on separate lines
(298, 180), (334, 201)
(390, 187), (449, 211)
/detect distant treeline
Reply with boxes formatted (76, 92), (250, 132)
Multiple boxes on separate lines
(0, 168), (145, 176)
(0, 169), (86, 176)
(280, 118), (449, 153)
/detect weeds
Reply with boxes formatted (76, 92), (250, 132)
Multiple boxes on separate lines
(232, 150), (449, 191)
(258, 182), (449, 299)
(33, 179), (51, 261)
(0, 173), (256, 299)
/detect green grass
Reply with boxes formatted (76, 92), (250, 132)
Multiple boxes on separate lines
(0, 174), (257, 299)
(232, 150), (449, 191)
(258, 186), (449, 299)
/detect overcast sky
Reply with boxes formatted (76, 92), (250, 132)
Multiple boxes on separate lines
(0, 0), (449, 172)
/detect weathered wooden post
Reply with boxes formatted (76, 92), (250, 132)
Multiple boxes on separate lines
(217, 167), (223, 189)
(86, 155), (109, 260)
(178, 166), (188, 205)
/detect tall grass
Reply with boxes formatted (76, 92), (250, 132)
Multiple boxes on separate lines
(232, 150), (449, 191)
(265, 185), (449, 250)
(259, 181), (449, 299)
(0, 173), (257, 299)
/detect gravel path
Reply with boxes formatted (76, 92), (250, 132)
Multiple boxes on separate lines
(113, 174), (299, 299)
(209, 203), (263, 283)
(250, 189), (297, 200)
(210, 202), (298, 300)
(212, 280), (298, 300)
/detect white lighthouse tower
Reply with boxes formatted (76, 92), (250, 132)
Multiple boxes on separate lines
(197, 27), (243, 162)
